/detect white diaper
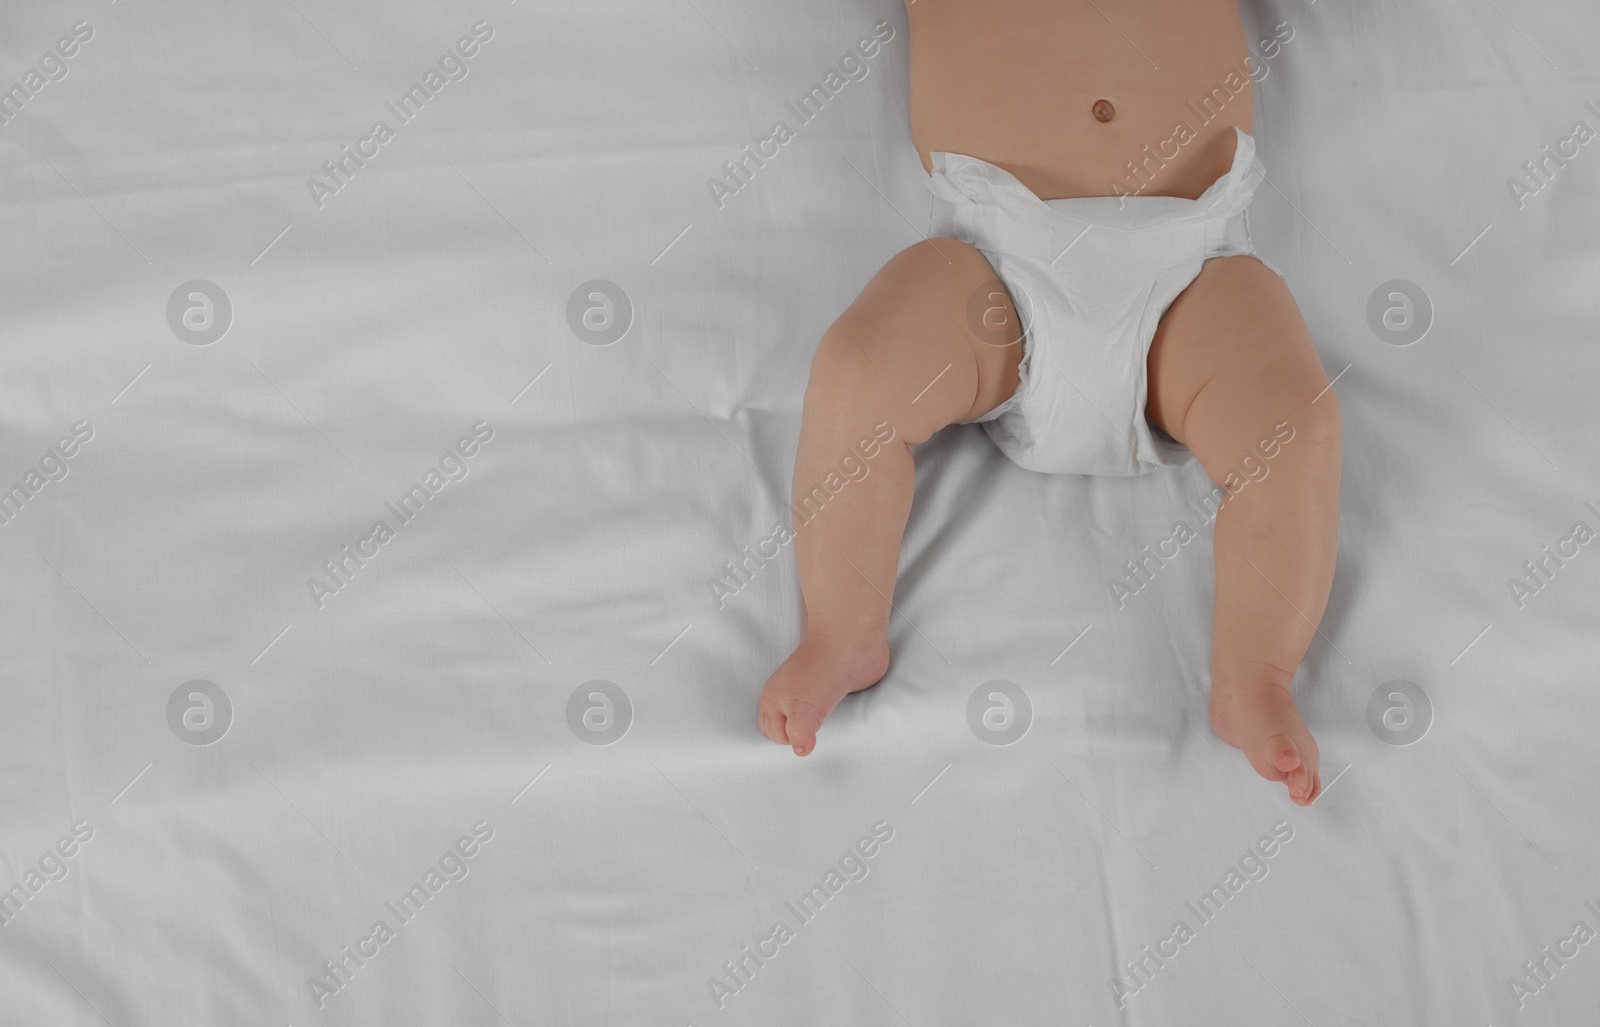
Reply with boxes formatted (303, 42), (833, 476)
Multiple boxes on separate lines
(927, 128), (1282, 476)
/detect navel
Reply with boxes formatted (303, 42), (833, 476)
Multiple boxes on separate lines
(1092, 98), (1115, 123)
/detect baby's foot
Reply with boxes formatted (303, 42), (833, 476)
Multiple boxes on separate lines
(758, 633), (890, 756)
(1209, 675), (1321, 806)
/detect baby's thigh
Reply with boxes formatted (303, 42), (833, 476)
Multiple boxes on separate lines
(1145, 255), (1336, 468)
(819, 238), (1023, 442)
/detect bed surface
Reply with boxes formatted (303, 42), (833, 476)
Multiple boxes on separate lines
(3, 1), (1598, 1024)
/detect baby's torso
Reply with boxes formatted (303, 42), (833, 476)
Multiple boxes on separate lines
(906, 0), (1259, 201)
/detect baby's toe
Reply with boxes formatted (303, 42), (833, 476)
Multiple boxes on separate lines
(782, 702), (826, 757)
(1285, 764), (1314, 804)
(1243, 735), (1296, 783)
(1265, 735), (1303, 775)
(758, 703), (789, 746)
(1290, 752), (1323, 804)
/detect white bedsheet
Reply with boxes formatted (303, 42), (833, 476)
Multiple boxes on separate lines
(3, 1), (1598, 1024)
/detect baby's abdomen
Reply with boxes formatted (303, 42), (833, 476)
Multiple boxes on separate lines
(907, 0), (1256, 200)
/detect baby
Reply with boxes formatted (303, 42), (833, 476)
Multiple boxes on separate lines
(758, 0), (1338, 806)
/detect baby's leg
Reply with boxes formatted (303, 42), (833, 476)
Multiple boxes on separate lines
(1146, 255), (1341, 806)
(759, 239), (1022, 756)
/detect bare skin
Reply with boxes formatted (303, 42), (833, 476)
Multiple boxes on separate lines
(759, 0), (1337, 805)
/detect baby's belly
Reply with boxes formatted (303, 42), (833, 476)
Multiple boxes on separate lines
(907, 0), (1260, 200)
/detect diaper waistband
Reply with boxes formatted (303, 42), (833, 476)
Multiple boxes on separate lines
(928, 128), (1267, 260)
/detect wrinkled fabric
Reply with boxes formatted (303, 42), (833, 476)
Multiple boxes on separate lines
(5, 1), (1600, 1023)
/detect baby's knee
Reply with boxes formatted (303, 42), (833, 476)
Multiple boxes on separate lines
(1188, 371), (1339, 487)
(805, 324), (882, 409)
(1240, 358), (1341, 451)
(805, 324), (957, 445)
(1280, 374), (1340, 449)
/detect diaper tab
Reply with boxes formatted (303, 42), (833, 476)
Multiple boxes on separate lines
(930, 190), (1057, 259)
(928, 154), (1062, 259)
(1206, 208), (1253, 259)
(1194, 128), (1268, 221)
